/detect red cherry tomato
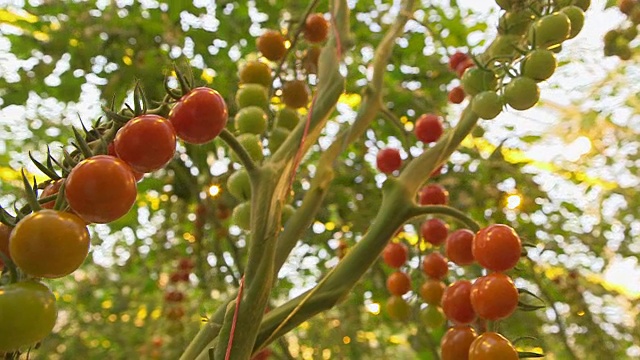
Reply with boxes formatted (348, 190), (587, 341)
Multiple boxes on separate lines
(376, 148), (402, 174)
(114, 114), (176, 173)
(473, 224), (522, 272)
(422, 252), (448, 279)
(40, 179), (63, 209)
(65, 155), (138, 224)
(442, 280), (476, 325)
(468, 332), (518, 360)
(386, 271), (412, 296)
(448, 52), (469, 71)
(418, 184), (449, 205)
(382, 242), (408, 268)
(0, 223), (12, 269)
(448, 86), (466, 104)
(470, 273), (519, 320)
(440, 325), (477, 360)
(107, 143), (145, 181)
(169, 87), (228, 144)
(421, 218), (449, 245)
(414, 114), (444, 143)
(9, 209), (90, 278)
(420, 279), (445, 305)
(445, 229), (475, 266)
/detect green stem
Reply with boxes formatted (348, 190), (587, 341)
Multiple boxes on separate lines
(408, 205), (481, 232)
(218, 129), (257, 172)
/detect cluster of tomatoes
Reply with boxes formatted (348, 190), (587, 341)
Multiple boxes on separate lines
(605, 0), (640, 59)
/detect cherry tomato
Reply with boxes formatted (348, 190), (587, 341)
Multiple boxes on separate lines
(418, 184), (449, 205)
(422, 252), (449, 279)
(40, 179), (63, 209)
(170, 271), (190, 283)
(9, 209), (90, 278)
(448, 86), (466, 104)
(562, 6), (585, 39)
(114, 114), (176, 173)
(419, 279), (445, 305)
(235, 106), (268, 135)
(282, 80), (310, 109)
(376, 148), (402, 174)
(257, 30), (287, 61)
(441, 280), (476, 324)
(498, 10), (534, 36)
(440, 326), (477, 360)
(461, 68), (498, 96)
(164, 290), (185, 302)
(178, 257), (195, 271)
(169, 87), (228, 144)
(473, 224), (522, 272)
(520, 49), (556, 81)
(414, 114), (444, 143)
(107, 143), (145, 181)
(0, 281), (57, 352)
(65, 155), (138, 224)
(468, 332), (518, 360)
(529, 12), (571, 49)
(445, 229), (475, 266)
(304, 13), (329, 43)
(420, 305), (446, 329)
(0, 223), (11, 269)
(382, 242), (408, 268)
(239, 60), (272, 87)
(227, 169), (252, 201)
(236, 84), (269, 109)
(166, 306), (185, 321)
(470, 273), (519, 321)
(471, 91), (503, 120)
(232, 201), (251, 230)
(504, 77), (540, 111)
(448, 52), (469, 71)
(386, 295), (411, 321)
(231, 133), (264, 163)
(421, 218), (449, 245)
(275, 107), (300, 131)
(456, 59), (475, 78)
(386, 271), (412, 296)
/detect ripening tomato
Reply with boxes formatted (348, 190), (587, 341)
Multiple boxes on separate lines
(65, 155), (137, 224)
(414, 114), (444, 143)
(282, 80), (310, 109)
(376, 148), (402, 174)
(239, 61), (272, 87)
(386, 271), (412, 296)
(0, 223), (12, 269)
(456, 59), (475, 77)
(420, 305), (446, 329)
(473, 224), (522, 272)
(169, 87), (228, 144)
(9, 209), (90, 278)
(448, 86), (466, 104)
(440, 326), (477, 360)
(178, 257), (195, 271)
(386, 295), (411, 321)
(445, 229), (475, 266)
(441, 280), (476, 325)
(468, 332), (518, 360)
(448, 52), (469, 71)
(40, 179), (63, 209)
(382, 242), (408, 268)
(107, 143), (145, 181)
(251, 348), (272, 360)
(257, 30), (287, 61)
(0, 281), (57, 352)
(470, 273), (519, 321)
(114, 114), (177, 173)
(421, 218), (449, 245)
(422, 252), (449, 279)
(304, 13), (329, 43)
(418, 184), (449, 205)
(420, 279), (445, 305)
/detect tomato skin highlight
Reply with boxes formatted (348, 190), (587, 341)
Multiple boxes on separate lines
(9, 209), (90, 278)
(169, 87), (228, 144)
(114, 114), (176, 173)
(468, 332), (519, 360)
(473, 224), (522, 272)
(0, 281), (57, 352)
(65, 155), (138, 224)
(440, 325), (477, 360)
(442, 280), (476, 325)
(470, 273), (519, 320)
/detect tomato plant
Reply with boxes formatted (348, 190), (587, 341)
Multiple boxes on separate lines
(386, 295), (411, 321)
(421, 218), (449, 245)
(235, 106), (268, 135)
(239, 60), (272, 87)
(468, 332), (518, 360)
(232, 201), (251, 230)
(257, 30), (286, 61)
(304, 13), (329, 43)
(473, 224), (522, 272)
(419, 278), (445, 305)
(227, 169), (252, 201)
(441, 280), (476, 325)
(461, 67), (498, 96)
(114, 114), (177, 173)
(421, 252), (449, 280)
(275, 107), (300, 131)
(65, 155), (138, 224)
(9, 209), (90, 278)
(445, 229), (475, 266)
(471, 91), (503, 120)
(382, 242), (408, 268)
(503, 77), (540, 111)
(530, 12), (571, 49)
(0, 281), (57, 352)
(470, 273), (519, 320)
(420, 305), (446, 329)
(440, 325), (477, 360)
(169, 87), (229, 144)
(376, 148), (402, 174)
(231, 133), (264, 163)
(282, 80), (310, 109)
(414, 113), (444, 143)
(521, 49), (557, 81)
(386, 271), (412, 296)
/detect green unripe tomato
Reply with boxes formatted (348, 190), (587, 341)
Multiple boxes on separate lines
(281, 204), (295, 225)
(617, 44), (632, 60)
(386, 296), (411, 321)
(529, 12), (571, 49)
(471, 91), (503, 120)
(0, 281), (57, 352)
(498, 10), (535, 36)
(239, 61), (272, 87)
(420, 305), (446, 330)
(275, 107), (300, 131)
(235, 84), (269, 109)
(574, 0), (590, 11)
(623, 26), (638, 41)
(488, 35), (522, 60)
(268, 127), (291, 154)
(521, 49), (556, 81)
(235, 106), (268, 135)
(232, 202), (251, 230)
(495, 0), (520, 10)
(504, 77), (540, 111)
(461, 68), (498, 96)
(227, 169), (252, 201)
(230, 133), (264, 163)
(561, 6), (585, 39)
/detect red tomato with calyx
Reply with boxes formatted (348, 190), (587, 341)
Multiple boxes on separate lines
(440, 326), (477, 360)
(445, 229), (475, 266)
(0, 223), (12, 269)
(169, 87), (228, 144)
(420, 279), (445, 305)
(448, 52), (469, 71)
(468, 332), (518, 360)
(114, 114), (176, 173)
(441, 280), (476, 325)
(382, 242), (408, 268)
(414, 114), (444, 143)
(448, 86), (466, 104)
(65, 155), (138, 224)
(473, 224), (522, 272)
(9, 209), (90, 278)
(421, 252), (448, 279)
(421, 218), (449, 245)
(376, 148), (402, 174)
(418, 184), (449, 205)
(470, 273), (519, 321)
(386, 271), (412, 296)
(40, 179), (63, 209)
